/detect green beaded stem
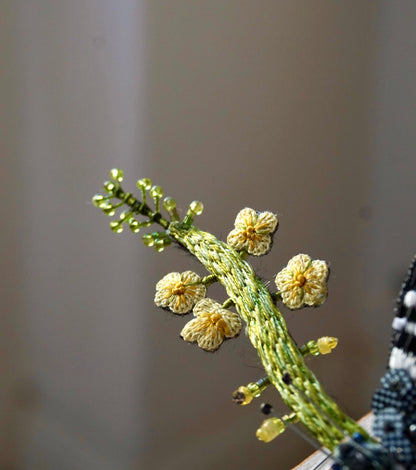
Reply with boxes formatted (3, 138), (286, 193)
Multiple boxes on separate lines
(93, 171), (368, 450)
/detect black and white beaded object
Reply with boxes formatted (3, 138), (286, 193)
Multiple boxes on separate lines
(373, 407), (415, 466)
(372, 369), (416, 414)
(331, 256), (416, 470)
(390, 256), (416, 379)
(370, 256), (416, 469)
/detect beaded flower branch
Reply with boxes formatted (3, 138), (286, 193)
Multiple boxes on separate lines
(92, 169), (368, 451)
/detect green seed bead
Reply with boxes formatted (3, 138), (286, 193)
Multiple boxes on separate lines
(142, 233), (155, 246)
(110, 221), (123, 233)
(110, 168), (124, 182)
(103, 181), (116, 193)
(150, 185), (163, 199)
(163, 197), (177, 212)
(154, 239), (165, 252)
(137, 178), (152, 191)
(98, 200), (108, 208)
(92, 194), (105, 207)
(102, 204), (115, 217)
(129, 219), (140, 233)
(306, 340), (319, 356)
(119, 211), (131, 221)
(189, 200), (204, 215)
(162, 237), (171, 247)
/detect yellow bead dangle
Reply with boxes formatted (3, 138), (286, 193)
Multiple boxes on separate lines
(232, 377), (270, 405)
(256, 413), (298, 443)
(256, 418), (286, 443)
(300, 336), (338, 356)
(163, 197), (180, 221)
(183, 201), (204, 226)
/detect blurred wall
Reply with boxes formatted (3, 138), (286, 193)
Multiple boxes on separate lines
(1, 1), (416, 470)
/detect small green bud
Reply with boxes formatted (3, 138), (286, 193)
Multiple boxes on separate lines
(154, 239), (165, 252)
(119, 211), (132, 221)
(163, 197), (177, 212)
(102, 203), (115, 216)
(129, 219), (140, 233)
(142, 233), (155, 247)
(150, 185), (163, 199)
(110, 168), (124, 182)
(137, 178), (152, 191)
(92, 194), (105, 207)
(103, 181), (116, 193)
(110, 221), (123, 233)
(189, 200), (204, 216)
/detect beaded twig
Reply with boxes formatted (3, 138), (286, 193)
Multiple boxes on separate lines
(92, 169), (368, 450)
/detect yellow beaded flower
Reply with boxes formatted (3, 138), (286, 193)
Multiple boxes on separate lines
(274, 254), (329, 310)
(180, 298), (242, 351)
(154, 271), (206, 314)
(227, 208), (278, 256)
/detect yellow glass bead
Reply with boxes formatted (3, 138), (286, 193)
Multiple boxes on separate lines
(232, 377), (270, 405)
(189, 200), (204, 216)
(109, 168), (124, 182)
(150, 185), (163, 199)
(92, 194), (104, 207)
(137, 178), (152, 191)
(163, 197), (177, 212)
(142, 234), (155, 247)
(317, 336), (338, 355)
(232, 386), (254, 405)
(256, 418), (286, 443)
(110, 221), (123, 233)
(103, 181), (116, 193)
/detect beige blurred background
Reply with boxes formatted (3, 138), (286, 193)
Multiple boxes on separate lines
(2, 1), (416, 469)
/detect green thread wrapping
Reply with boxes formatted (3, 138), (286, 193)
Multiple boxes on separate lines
(169, 223), (364, 449)
(93, 171), (368, 450)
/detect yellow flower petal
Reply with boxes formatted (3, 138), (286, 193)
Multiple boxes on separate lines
(275, 254), (329, 310)
(235, 208), (257, 229)
(255, 211), (278, 234)
(227, 208), (278, 256)
(286, 253), (311, 273)
(154, 271), (206, 314)
(181, 298), (242, 351)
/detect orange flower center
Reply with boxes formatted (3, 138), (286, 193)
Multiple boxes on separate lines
(243, 225), (257, 240)
(209, 313), (230, 336)
(294, 273), (307, 287)
(172, 282), (186, 295)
